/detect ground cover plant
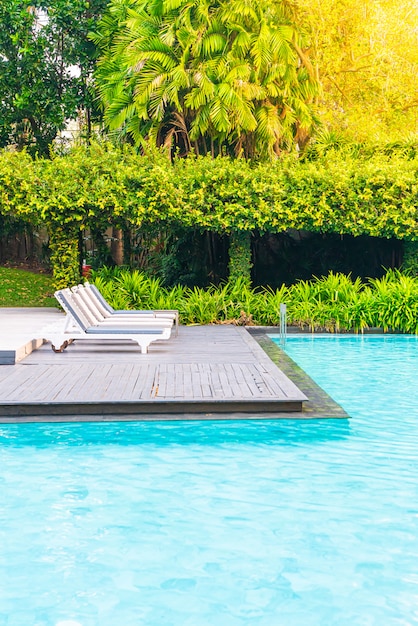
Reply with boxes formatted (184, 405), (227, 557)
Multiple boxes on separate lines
(0, 264), (416, 332)
(91, 268), (418, 334)
(0, 266), (55, 307)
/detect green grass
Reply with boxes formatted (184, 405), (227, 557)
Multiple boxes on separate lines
(0, 267), (56, 307)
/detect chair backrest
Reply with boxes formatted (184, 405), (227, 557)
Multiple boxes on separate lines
(71, 285), (108, 323)
(81, 284), (113, 318)
(55, 289), (91, 332)
(83, 281), (178, 336)
(84, 282), (115, 314)
(67, 287), (102, 327)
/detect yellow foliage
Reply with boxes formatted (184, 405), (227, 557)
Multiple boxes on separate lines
(296, 0), (418, 141)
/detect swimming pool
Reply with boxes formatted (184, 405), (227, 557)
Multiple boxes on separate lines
(0, 334), (417, 625)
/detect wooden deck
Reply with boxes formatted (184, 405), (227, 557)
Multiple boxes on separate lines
(0, 325), (311, 421)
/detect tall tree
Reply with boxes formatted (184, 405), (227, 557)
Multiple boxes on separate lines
(91, 0), (319, 158)
(297, 0), (418, 143)
(0, 0), (107, 155)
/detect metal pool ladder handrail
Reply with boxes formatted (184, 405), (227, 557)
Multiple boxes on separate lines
(279, 303), (287, 347)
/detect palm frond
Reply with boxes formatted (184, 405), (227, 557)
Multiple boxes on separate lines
(201, 32), (227, 56)
(209, 97), (230, 133)
(93, 0), (319, 153)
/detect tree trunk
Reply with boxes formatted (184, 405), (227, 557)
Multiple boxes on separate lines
(110, 228), (124, 266)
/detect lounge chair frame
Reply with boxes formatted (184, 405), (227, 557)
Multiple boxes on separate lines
(44, 289), (172, 354)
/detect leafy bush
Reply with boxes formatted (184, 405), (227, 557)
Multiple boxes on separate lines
(367, 271), (418, 334)
(91, 268), (418, 333)
(1, 144), (418, 288)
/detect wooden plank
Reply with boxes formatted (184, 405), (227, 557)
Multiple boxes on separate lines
(237, 363), (263, 397)
(43, 366), (79, 401)
(198, 363), (213, 398)
(182, 363), (194, 399)
(246, 362), (268, 395)
(104, 364), (133, 401)
(164, 363), (176, 399)
(223, 363), (245, 398)
(209, 363), (224, 396)
(111, 363), (136, 401)
(155, 363), (167, 399)
(174, 363), (184, 399)
(257, 365), (294, 398)
(130, 363), (151, 399)
(9, 365), (55, 401)
(47, 365), (90, 401)
(190, 363), (201, 399)
(238, 364), (262, 397)
(77, 368), (105, 400)
(217, 363), (235, 398)
(0, 367), (40, 400)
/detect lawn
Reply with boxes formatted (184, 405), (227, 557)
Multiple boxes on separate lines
(0, 266), (56, 307)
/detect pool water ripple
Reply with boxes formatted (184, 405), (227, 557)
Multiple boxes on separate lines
(0, 334), (417, 625)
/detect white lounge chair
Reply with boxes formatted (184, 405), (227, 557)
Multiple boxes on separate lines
(44, 289), (172, 354)
(84, 282), (179, 332)
(70, 285), (174, 330)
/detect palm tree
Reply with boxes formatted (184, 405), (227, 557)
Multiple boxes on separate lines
(91, 0), (319, 158)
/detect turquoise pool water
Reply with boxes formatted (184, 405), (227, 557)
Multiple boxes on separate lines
(0, 334), (417, 625)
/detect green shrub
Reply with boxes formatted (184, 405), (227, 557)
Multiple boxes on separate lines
(91, 268), (418, 333)
(367, 271), (418, 333)
(1, 145), (418, 287)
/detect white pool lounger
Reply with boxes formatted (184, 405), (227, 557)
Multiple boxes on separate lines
(44, 289), (172, 354)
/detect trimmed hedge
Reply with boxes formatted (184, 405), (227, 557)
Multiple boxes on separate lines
(0, 144), (417, 287)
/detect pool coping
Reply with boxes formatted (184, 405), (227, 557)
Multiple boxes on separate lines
(248, 329), (350, 420)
